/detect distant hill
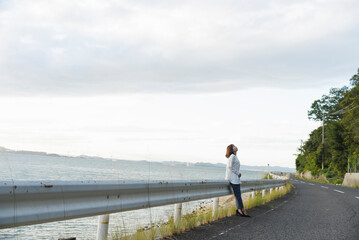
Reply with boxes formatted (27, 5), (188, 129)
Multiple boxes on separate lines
(0, 146), (10, 152)
(0, 146), (295, 173)
(175, 161), (295, 173)
(240, 165), (295, 173)
(0, 146), (60, 157)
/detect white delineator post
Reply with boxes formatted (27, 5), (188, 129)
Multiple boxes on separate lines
(269, 188), (273, 194)
(212, 197), (219, 217)
(174, 203), (182, 227)
(251, 191), (255, 198)
(96, 214), (110, 240)
(262, 189), (266, 198)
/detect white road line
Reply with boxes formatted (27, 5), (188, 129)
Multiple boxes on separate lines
(308, 183), (315, 186)
(320, 186), (328, 189)
(333, 189), (345, 194)
(300, 181), (305, 183)
(355, 197), (359, 200)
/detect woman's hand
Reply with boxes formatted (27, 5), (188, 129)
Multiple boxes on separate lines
(238, 173), (241, 178)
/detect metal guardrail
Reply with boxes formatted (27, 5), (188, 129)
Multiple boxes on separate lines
(0, 179), (287, 230)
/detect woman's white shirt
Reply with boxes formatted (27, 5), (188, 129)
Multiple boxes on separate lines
(225, 154), (241, 184)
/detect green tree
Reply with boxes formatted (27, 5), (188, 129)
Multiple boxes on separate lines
(296, 68), (359, 179)
(349, 68), (359, 86)
(307, 87), (349, 121)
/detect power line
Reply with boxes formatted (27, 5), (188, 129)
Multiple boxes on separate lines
(327, 103), (359, 116)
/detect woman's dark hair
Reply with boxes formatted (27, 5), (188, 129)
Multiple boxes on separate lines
(225, 144), (236, 158)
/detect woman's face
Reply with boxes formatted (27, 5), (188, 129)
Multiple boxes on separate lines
(233, 145), (238, 153)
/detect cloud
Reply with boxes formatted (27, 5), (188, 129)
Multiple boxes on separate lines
(0, 0), (358, 95)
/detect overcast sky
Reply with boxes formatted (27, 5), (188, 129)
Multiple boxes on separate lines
(0, 0), (358, 168)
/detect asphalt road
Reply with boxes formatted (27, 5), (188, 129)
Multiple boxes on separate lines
(166, 177), (359, 240)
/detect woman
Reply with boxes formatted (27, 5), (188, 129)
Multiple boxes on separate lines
(225, 144), (250, 217)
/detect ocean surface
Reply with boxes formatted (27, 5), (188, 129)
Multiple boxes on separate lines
(0, 152), (265, 239)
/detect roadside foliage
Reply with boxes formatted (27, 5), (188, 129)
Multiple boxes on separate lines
(296, 68), (359, 183)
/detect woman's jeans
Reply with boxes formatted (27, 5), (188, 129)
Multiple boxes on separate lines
(230, 182), (244, 209)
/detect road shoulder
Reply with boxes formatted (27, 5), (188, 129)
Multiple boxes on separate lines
(165, 184), (296, 240)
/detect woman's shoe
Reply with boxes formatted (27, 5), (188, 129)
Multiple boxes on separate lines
(243, 213), (251, 217)
(236, 209), (244, 216)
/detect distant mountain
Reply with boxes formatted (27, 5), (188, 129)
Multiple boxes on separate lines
(0, 146), (295, 173)
(0, 146), (61, 157)
(241, 165), (296, 173)
(193, 162), (226, 168)
(159, 161), (295, 173)
(0, 146), (9, 152)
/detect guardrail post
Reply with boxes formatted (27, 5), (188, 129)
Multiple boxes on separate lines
(251, 191), (255, 198)
(262, 189), (266, 197)
(212, 197), (219, 217)
(96, 214), (110, 240)
(270, 188), (273, 194)
(174, 203), (182, 227)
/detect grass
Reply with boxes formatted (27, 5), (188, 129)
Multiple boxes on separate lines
(295, 175), (346, 185)
(262, 172), (273, 179)
(296, 174), (359, 188)
(244, 183), (291, 210)
(342, 184), (359, 188)
(295, 175), (328, 184)
(111, 183), (292, 240)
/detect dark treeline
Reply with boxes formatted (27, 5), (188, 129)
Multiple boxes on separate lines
(296, 68), (359, 183)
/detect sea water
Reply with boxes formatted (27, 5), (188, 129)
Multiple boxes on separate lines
(0, 152), (264, 239)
